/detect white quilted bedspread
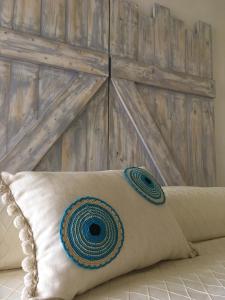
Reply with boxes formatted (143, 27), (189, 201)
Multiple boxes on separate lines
(1, 238), (225, 300)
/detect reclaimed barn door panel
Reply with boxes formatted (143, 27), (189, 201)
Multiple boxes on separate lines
(110, 1), (216, 186)
(0, 0), (109, 173)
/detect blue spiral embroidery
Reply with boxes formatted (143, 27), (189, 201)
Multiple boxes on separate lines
(60, 196), (124, 269)
(124, 167), (165, 205)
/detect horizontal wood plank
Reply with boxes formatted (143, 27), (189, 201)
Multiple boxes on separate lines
(112, 78), (186, 185)
(111, 56), (215, 98)
(0, 74), (107, 172)
(0, 27), (108, 76)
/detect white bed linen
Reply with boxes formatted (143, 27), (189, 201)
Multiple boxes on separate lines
(1, 237), (225, 300)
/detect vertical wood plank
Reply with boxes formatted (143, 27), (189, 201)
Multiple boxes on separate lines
(138, 14), (154, 64)
(186, 25), (200, 76)
(153, 4), (171, 68)
(7, 62), (39, 150)
(170, 18), (186, 73)
(198, 21), (213, 79)
(0, 60), (10, 158)
(67, 0), (88, 47)
(110, 0), (120, 55)
(86, 82), (108, 170)
(41, 0), (66, 41)
(0, 0), (14, 28)
(61, 117), (87, 171)
(202, 100), (216, 185)
(119, 0), (138, 59)
(13, 0), (41, 34)
(187, 97), (204, 185)
(35, 138), (62, 171)
(88, 0), (109, 52)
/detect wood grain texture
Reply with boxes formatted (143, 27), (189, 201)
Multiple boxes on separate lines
(36, 82), (108, 172)
(198, 21), (213, 79)
(0, 74), (107, 172)
(0, 60), (10, 158)
(67, 0), (88, 47)
(13, 0), (41, 34)
(170, 17), (186, 73)
(7, 62), (39, 150)
(38, 66), (75, 116)
(0, 28), (108, 76)
(0, 0), (14, 28)
(88, 0), (109, 52)
(153, 3), (171, 68)
(111, 56), (215, 98)
(138, 14), (154, 64)
(41, 0), (66, 41)
(109, 82), (163, 185)
(186, 25), (200, 76)
(112, 78), (186, 185)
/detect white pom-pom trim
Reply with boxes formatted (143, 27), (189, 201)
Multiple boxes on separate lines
(14, 215), (26, 229)
(0, 176), (38, 300)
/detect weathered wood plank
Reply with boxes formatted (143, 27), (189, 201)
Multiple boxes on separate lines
(61, 117), (87, 171)
(13, 0), (41, 34)
(0, 28), (108, 76)
(35, 138), (62, 171)
(86, 82), (108, 170)
(38, 66), (75, 116)
(202, 100), (216, 185)
(110, 0), (120, 55)
(153, 3), (171, 68)
(186, 25), (200, 76)
(7, 62), (39, 150)
(0, 0), (14, 28)
(0, 60), (10, 158)
(138, 14), (154, 64)
(119, 0), (138, 59)
(170, 17), (186, 73)
(88, 0), (109, 52)
(41, 0), (66, 41)
(187, 97), (204, 185)
(0, 75), (107, 172)
(67, 0), (88, 47)
(112, 78), (186, 185)
(111, 56), (215, 98)
(198, 21), (213, 79)
(109, 83), (163, 184)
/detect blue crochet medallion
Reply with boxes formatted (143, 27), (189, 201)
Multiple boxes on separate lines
(60, 196), (124, 269)
(124, 167), (165, 205)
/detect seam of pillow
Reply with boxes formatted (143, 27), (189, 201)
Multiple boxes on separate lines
(0, 175), (38, 300)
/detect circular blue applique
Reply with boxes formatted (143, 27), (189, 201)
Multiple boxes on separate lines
(124, 167), (165, 205)
(60, 196), (124, 269)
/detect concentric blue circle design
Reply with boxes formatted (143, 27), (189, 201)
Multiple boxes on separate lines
(124, 167), (165, 205)
(60, 196), (124, 269)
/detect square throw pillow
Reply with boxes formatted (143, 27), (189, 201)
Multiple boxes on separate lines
(0, 168), (197, 300)
(0, 196), (24, 270)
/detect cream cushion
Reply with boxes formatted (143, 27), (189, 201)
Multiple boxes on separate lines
(0, 200), (24, 270)
(0, 170), (196, 300)
(165, 186), (225, 242)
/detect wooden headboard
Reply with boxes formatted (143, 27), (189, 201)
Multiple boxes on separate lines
(0, 0), (216, 186)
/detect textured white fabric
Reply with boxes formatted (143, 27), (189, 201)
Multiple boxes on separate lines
(164, 186), (225, 242)
(0, 200), (24, 270)
(1, 171), (194, 300)
(1, 238), (225, 300)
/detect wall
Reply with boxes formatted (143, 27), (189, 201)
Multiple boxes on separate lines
(130, 0), (225, 186)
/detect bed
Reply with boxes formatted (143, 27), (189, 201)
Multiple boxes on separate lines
(1, 237), (225, 300)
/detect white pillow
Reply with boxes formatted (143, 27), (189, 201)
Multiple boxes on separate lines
(0, 198), (24, 269)
(165, 186), (225, 242)
(0, 168), (196, 300)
